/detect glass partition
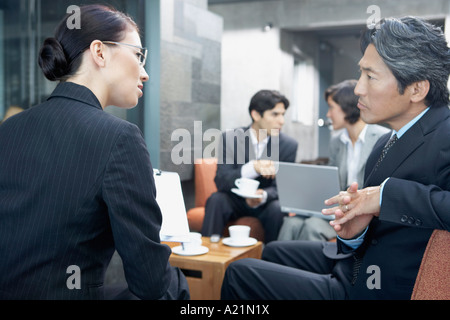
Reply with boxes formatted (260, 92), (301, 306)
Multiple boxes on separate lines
(0, 0), (145, 128)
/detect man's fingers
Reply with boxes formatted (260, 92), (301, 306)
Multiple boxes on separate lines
(322, 207), (336, 215)
(347, 182), (359, 193)
(324, 193), (352, 207)
(324, 195), (340, 206)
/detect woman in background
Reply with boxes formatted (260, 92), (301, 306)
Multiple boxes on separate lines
(277, 79), (389, 241)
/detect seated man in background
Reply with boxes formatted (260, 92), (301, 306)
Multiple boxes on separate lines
(201, 90), (298, 243)
(277, 79), (389, 241)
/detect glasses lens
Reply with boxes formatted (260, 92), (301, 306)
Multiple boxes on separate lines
(140, 49), (147, 66)
(103, 41), (147, 66)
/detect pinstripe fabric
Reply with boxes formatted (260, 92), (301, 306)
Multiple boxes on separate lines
(0, 82), (173, 299)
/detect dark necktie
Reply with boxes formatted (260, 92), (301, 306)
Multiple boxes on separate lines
(352, 134), (398, 285)
(373, 134), (398, 172)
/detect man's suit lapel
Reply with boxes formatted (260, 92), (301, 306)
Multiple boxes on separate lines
(363, 106), (450, 187)
(365, 126), (424, 186)
(230, 126), (253, 164)
(233, 126), (280, 163)
(260, 136), (275, 160)
(246, 126), (256, 162)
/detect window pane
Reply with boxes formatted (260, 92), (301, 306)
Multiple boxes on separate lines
(1, 0), (144, 128)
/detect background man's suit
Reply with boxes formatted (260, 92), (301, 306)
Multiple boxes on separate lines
(221, 105), (449, 300)
(0, 82), (188, 300)
(201, 126), (298, 242)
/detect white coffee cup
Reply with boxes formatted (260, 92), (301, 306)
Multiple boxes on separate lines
(182, 232), (202, 251)
(234, 178), (259, 195)
(228, 225), (251, 243)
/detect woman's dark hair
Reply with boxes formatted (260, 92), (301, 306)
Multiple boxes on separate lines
(39, 5), (138, 81)
(360, 16), (450, 107)
(248, 90), (289, 121)
(324, 79), (360, 124)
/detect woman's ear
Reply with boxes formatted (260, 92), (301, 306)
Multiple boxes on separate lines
(89, 40), (107, 68)
(409, 80), (430, 103)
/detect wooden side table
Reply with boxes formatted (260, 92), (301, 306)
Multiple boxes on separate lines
(163, 237), (262, 300)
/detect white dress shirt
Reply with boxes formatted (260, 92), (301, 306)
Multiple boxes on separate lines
(340, 124), (368, 187)
(239, 128), (269, 206)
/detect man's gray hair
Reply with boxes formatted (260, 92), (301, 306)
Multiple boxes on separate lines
(361, 16), (450, 107)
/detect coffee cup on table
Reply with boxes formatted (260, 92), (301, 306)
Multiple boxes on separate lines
(182, 232), (202, 251)
(234, 178), (259, 195)
(228, 225), (251, 243)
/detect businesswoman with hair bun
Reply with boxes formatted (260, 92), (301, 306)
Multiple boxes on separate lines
(0, 4), (189, 300)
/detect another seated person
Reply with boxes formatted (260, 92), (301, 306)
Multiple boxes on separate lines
(277, 79), (389, 241)
(201, 90), (298, 243)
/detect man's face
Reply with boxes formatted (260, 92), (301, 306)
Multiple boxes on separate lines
(252, 102), (286, 136)
(355, 44), (414, 131)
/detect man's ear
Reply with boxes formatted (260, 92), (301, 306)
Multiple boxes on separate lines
(409, 80), (430, 103)
(89, 40), (107, 68)
(250, 109), (261, 123)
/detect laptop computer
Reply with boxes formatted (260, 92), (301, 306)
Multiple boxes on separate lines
(153, 169), (190, 242)
(276, 162), (340, 220)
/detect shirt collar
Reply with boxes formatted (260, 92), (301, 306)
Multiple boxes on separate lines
(249, 127), (270, 146)
(393, 107), (430, 139)
(340, 124), (368, 145)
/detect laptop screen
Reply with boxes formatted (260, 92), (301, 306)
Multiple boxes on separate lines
(276, 162), (340, 220)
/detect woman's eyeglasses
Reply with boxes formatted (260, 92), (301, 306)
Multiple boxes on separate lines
(102, 41), (148, 67)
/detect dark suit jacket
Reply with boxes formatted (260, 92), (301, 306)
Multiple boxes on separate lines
(339, 105), (450, 299)
(0, 82), (178, 299)
(215, 126), (298, 202)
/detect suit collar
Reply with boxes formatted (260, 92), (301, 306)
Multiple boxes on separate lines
(364, 106), (449, 186)
(48, 82), (103, 111)
(417, 105), (449, 135)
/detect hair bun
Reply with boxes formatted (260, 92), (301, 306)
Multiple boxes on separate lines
(38, 37), (69, 81)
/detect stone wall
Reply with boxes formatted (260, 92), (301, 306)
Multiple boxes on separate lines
(159, 0), (223, 186)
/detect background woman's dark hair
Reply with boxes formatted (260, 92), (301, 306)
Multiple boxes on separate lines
(360, 16), (450, 107)
(248, 90), (289, 121)
(39, 4), (138, 81)
(325, 79), (360, 124)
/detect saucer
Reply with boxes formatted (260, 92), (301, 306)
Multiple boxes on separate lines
(231, 188), (263, 199)
(172, 245), (209, 256)
(222, 237), (257, 247)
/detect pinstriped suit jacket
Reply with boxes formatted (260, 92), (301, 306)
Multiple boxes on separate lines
(0, 82), (174, 299)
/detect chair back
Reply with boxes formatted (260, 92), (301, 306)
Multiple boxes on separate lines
(411, 229), (450, 300)
(194, 158), (218, 207)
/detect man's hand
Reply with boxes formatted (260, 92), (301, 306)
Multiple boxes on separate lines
(246, 189), (265, 208)
(253, 160), (276, 179)
(321, 182), (381, 239)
